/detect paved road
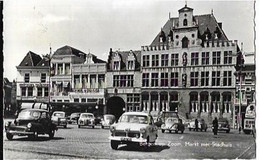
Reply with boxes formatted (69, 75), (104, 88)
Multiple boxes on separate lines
(3, 124), (256, 159)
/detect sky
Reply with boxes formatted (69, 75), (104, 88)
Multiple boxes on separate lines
(3, 0), (256, 81)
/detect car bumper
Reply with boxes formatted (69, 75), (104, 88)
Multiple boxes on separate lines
(161, 126), (178, 131)
(109, 136), (147, 143)
(53, 121), (67, 126)
(78, 121), (94, 126)
(7, 130), (35, 135)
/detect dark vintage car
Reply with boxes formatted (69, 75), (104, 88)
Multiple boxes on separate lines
(160, 111), (185, 134)
(217, 118), (231, 133)
(68, 112), (81, 124)
(5, 109), (58, 140)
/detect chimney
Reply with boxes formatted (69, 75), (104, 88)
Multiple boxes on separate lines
(218, 22), (222, 29)
(109, 48), (113, 54)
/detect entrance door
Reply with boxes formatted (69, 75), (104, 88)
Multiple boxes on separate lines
(107, 96), (125, 120)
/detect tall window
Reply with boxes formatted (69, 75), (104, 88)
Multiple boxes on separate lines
(224, 51), (232, 64)
(182, 37), (189, 48)
(37, 87), (42, 97)
(24, 73), (30, 83)
(113, 75), (120, 87)
(202, 52), (209, 65)
(127, 60), (134, 70)
(65, 63), (70, 75)
(152, 55), (159, 66)
(212, 71), (221, 86)
(201, 71), (209, 86)
(212, 51), (221, 64)
(171, 72), (178, 86)
(161, 73), (168, 87)
(143, 55), (150, 67)
(28, 87), (33, 96)
(58, 63), (63, 75)
(120, 75), (126, 87)
(151, 73), (158, 87)
(161, 54), (168, 66)
(190, 72), (199, 86)
(127, 75), (134, 87)
(183, 19), (187, 26)
(223, 71), (232, 86)
(171, 53), (179, 66)
(113, 61), (120, 70)
(44, 87), (49, 97)
(21, 87), (26, 96)
(98, 75), (105, 88)
(41, 73), (46, 83)
(142, 73), (149, 87)
(191, 52), (199, 65)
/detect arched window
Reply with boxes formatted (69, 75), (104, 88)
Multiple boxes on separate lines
(183, 19), (187, 26)
(182, 37), (189, 48)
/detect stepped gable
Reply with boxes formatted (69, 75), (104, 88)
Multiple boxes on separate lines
(18, 51), (42, 67)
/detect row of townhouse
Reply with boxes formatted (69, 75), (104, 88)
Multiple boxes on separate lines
(16, 5), (255, 126)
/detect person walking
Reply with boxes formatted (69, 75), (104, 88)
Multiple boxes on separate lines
(195, 119), (199, 131)
(213, 117), (218, 135)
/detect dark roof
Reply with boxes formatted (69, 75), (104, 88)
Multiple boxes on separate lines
(36, 57), (50, 66)
(88, 53), (106, 63)
(151, 14), (228, 46)
(178, 5), (194, 12)
(18, 51), (42, 67)
(107, 50), (141, 71)
(53, 45), (86, 57)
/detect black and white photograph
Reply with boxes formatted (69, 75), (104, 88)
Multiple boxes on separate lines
(3, 0), (257, 159)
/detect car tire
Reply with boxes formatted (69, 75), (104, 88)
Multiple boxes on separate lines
(205, 129), (207, 132)
(111, 140), (119, 150)
(189, 128), (191, 131)
(92, 125), (95, 129)
(181, 130), (184, 134)
(64, 125), (67, 128)
(101, 125), (104, 129)
(161, 129), (165, 133)
(49, 130), (55, 139)
(6, 133), (13, 140)
(78, 125), (81, 128)
(175, 130), (178, 134)
(169, 130), (172, 133)
(226, 130), (230, 133)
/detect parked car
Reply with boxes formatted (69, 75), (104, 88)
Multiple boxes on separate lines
(68, 112), (81, 124)
(78, 113), (95, 128)
(187, 119), (208, 132)
(94, 115), (102, 125)
(109, 112), (158, 150)
(51, 111), (68, 128)
(216, 118), (230, 133)
(5, 109), (58, 140)
(161, 111), (185, 134)
(101, 114), (116, 129)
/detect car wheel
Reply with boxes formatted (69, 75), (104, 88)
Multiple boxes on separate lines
(49, 130), (55, 139)
(226, 130), (230, 133)
(169, 130), (172, 133)
(200, 129), (203, 132)
(6, 133), (13, 140)
(175, 130), (178, 134)
(64, 125), (67, 128)
(92, 125), (95, 129)
(111, 140), (119, 150)
(189, 128), (191, 131)
(181, 130), (184, 134)
(101, 125), (104, 129)
(205, 129), (207, 132)
(78, 125), (81, 128)
(28, 134), (36, 140)
(161, 129), (165, 133)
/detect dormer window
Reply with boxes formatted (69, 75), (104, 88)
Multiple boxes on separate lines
(113, 61), (120, 70)
(183, 19), (187, 26)
(182, 37), (189, 48)
(127, 60), (134, 70)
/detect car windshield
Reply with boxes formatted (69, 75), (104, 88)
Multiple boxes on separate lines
(119, 115), (148, 124)
(53, 112), (65, 117)
(81, 114), (93, 118)
(71, 113), (80, 117)
(18, 110), (41, 119)
(166, 118), (178, 123)
(104, 115), (114, 120)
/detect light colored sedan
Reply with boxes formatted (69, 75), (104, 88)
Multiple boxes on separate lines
(187, 119), (208, 132)
(78, 113), (95, 128)
(101, 114), (115, 129)
(109, 112), (158, 150)
(51, 111), (67, 128)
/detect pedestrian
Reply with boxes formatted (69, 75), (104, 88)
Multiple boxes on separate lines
(213, 117), (218, 135)
(195, 119), (199, 131)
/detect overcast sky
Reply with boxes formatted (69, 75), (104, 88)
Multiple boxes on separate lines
(3, 0), (256, 81)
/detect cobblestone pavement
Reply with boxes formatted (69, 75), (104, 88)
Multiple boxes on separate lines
(3, 123), (256, 159)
